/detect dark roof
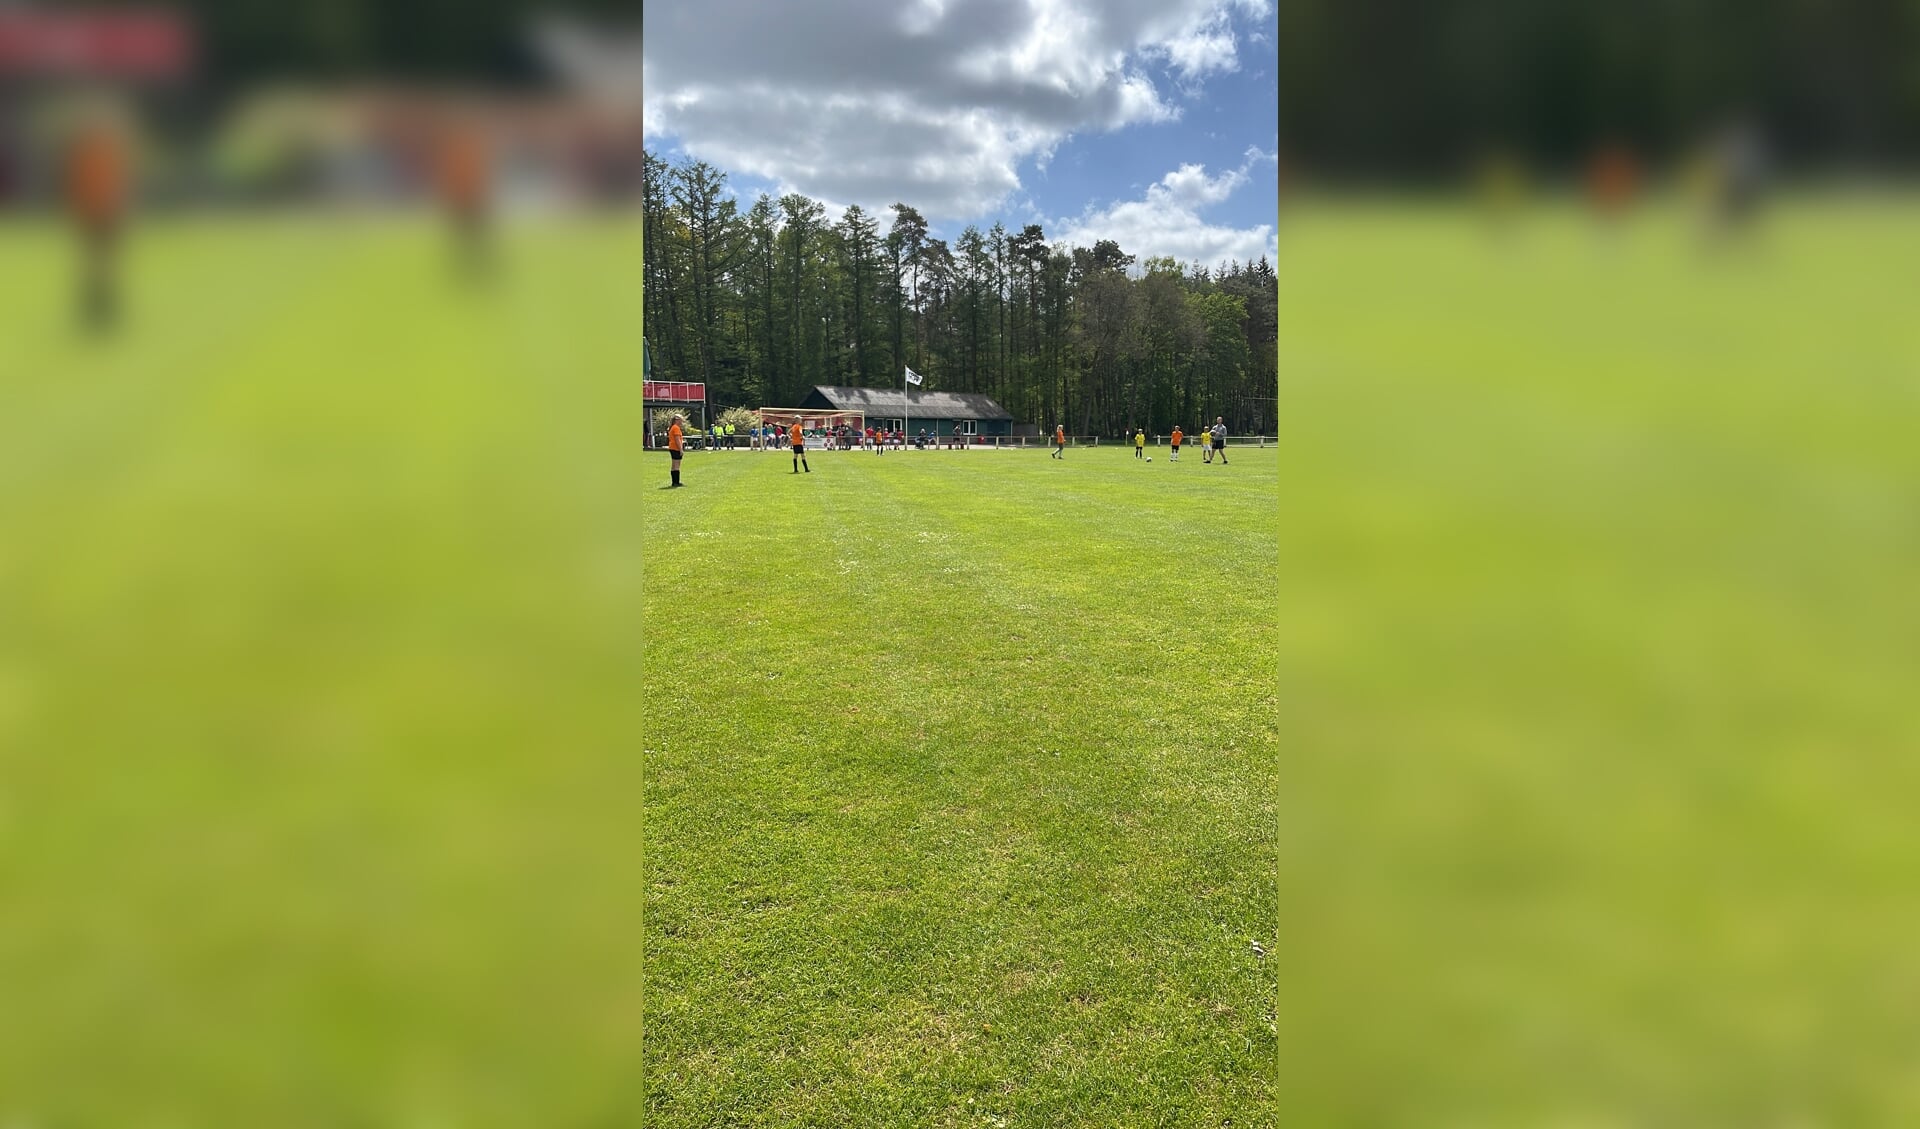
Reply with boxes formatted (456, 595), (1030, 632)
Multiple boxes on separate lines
(802, 385), (1013, 421)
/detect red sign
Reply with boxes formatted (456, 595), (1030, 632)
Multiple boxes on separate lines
(642, 380), (706, 403)
(0, 9), (194, 80)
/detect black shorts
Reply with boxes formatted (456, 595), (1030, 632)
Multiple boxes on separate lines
(668, 446), (682, 457)
(792, 443), (806, 454)
(1211, 438), (1224, 450)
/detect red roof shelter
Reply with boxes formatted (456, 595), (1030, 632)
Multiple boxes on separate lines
(0, 8), (194, 81)
(643, 380), (706, 448)
(643, 380), (706, 404)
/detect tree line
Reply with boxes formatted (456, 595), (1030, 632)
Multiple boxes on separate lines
(1280, 0), (1920, 178)
(129, 0), (632, 92)
(642, 151), (1278, 437)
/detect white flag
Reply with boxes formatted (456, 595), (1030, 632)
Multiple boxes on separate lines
(904, 366), (924, 386)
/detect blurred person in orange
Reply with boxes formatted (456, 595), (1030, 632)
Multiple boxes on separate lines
(437, 122), (494, 279)
(64, 115), (131, 332)
(1586, 143), (1640, 223)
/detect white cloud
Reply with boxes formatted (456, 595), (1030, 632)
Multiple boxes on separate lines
(1051, 148), (1277, 269)
(1154, 8), (1239, 80)
(1154, 161), (1244, 208)
(642, 0), (1261, 221)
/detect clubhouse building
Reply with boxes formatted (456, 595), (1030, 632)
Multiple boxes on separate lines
(799, 386), (1015, 440)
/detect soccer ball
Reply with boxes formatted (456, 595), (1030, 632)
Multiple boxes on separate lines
(1146, 456), (1152, 462)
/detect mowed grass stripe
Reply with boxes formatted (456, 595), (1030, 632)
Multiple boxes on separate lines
(643, 447), (1276, 1124)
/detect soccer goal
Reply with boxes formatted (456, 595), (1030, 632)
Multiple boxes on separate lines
(758, 407), (866, 450)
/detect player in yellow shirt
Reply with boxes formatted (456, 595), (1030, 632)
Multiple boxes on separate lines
(1134, 428), (1146, 458)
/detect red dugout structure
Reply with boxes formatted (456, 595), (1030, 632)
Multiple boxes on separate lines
(643, 380), (707, 448)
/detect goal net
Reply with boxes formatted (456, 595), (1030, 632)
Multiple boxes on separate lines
(758, 407), (866, 449)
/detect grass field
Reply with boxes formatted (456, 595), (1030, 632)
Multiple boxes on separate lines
(4, 197), (1918, 1127)
(1277, 198), (1920, 1125)
(1, 215), (652, 1126)
(640, 444), (1279, 1124)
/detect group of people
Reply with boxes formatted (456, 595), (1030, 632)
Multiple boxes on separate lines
(666, 412), (1236, 487)
(1048, 417), (1232, 461)
(664, 414), (813, 484)
(1123, 417), (1231, 464)
(672, 423), (867, 450)
(807, 426), (951, 451)
(847, 426), (907, 451)
(694, 422), (743, 449)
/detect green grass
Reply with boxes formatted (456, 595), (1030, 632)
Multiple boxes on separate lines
(1, 215), (651, 1126)
(1276, 198), (1920, 1125)
(640, 445), (1280, 1124)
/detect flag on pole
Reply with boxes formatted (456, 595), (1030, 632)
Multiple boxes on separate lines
(904, 366), (924, 386)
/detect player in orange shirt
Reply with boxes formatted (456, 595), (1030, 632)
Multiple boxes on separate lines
(436, 123), (493, 279)
(1588, 143), (1639, 224)
(1051, 423), (1066, 459)
(667, 415), (686, 487)
(65, 119), (130, 332)
(789, 422), (811, 474)
(1170, 425), (1183, 462)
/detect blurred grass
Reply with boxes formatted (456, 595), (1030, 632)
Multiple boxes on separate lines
(0, 215), (648, 1126)
(1276, 195), (1920, 1124)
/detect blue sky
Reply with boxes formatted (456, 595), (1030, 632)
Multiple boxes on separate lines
(642, 0), (1277, 270)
